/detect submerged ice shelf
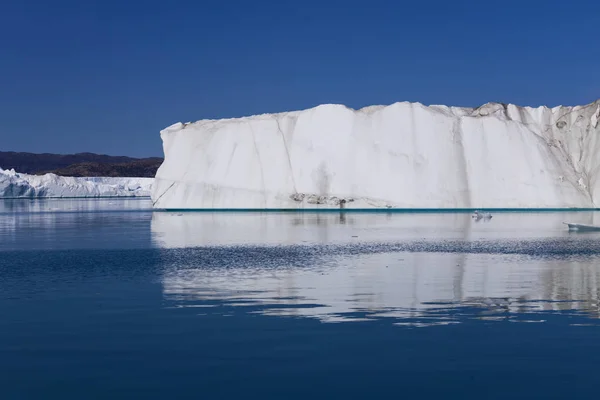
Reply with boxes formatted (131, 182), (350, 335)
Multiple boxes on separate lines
(152, 99), (600, 210)
(0, 168), (153, 198)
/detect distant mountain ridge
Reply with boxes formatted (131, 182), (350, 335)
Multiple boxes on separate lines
(0, 151), (163, 178)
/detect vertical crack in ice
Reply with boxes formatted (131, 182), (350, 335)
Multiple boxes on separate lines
(452, 117), (471, 208)
(409, 105), (417, 201)
(224, 143), (238, 176)
(275, 117), (298, 194)
(152, 181), (176, 207)
(247, 122), (268, 207)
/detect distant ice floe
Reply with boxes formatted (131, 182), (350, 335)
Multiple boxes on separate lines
(0, 167), (153, 198)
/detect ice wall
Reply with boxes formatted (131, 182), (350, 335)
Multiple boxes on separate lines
(0, 168), (153, 198)
(152, 100), (600, 209)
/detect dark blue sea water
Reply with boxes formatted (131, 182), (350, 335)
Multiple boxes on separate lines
(3, 199), (600, 399)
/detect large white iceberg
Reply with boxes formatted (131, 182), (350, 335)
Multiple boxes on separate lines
(0, 167), (153, 198)
(152, 100), (600, 209)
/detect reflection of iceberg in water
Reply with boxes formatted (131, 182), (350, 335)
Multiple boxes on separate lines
(0, 198), (152, 213)
(0, 213), (16, 239)
(161, 252), (600, 325)
(0, 198), (154, 251)
(151, 210), (600, 248)
(153, 211), (600, 325)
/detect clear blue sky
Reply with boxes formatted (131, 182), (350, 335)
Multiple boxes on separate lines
(2, 0), (599, 157)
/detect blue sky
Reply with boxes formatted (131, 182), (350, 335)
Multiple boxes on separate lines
(1, 0), (599, 157)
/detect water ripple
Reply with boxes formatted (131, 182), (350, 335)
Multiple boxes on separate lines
(160, 242), (600, 327)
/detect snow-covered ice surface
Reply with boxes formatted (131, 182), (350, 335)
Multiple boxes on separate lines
(0, 168), (153, 198)
(152, 100), (600, 209)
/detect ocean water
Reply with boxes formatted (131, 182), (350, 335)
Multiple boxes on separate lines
(3, 199), (600, 399)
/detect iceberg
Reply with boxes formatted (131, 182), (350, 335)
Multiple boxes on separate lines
(0, 167), (153, 198)
(152, 100), (600, 209)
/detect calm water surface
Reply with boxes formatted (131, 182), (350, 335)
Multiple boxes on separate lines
(2, 199), (600, 399)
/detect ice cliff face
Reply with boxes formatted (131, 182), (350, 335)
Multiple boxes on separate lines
(0, 168), (153, 198)
(152, 100), (600, 209)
